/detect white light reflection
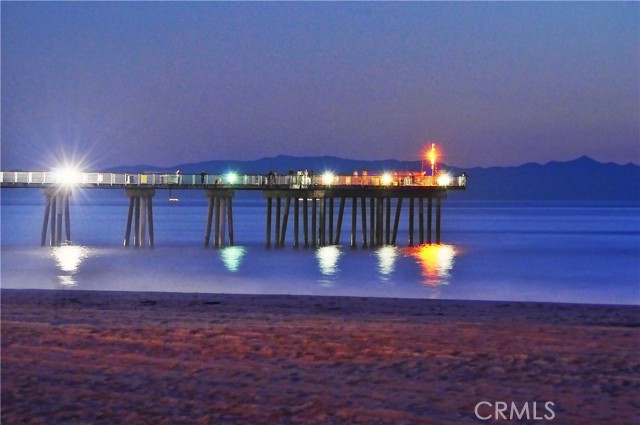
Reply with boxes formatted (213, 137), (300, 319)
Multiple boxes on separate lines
(376, 245), (398, 280)
(52, 245), (89, 287)
(409, 244), (457, 286)
(316, 246), (341, 276)
(220, 246), (246, 272)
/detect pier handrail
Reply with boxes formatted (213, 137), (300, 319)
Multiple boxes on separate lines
(0, 170), (466, 189)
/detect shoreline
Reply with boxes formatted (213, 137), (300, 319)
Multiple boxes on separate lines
(2, 288), (639, 424)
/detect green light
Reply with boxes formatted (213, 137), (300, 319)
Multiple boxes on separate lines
(226, 172), (238, 184)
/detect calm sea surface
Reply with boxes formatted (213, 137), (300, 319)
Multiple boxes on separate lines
(1, 189), (639, 305)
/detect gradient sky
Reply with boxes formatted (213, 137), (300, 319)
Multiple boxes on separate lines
(2, 2), (638, 170)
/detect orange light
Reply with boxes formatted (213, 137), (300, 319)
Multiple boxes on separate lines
(381, 173), (393, 186)
(409, 244), (456, 286)
(427, 144), (436, 163)
(426, 143), (437, 175)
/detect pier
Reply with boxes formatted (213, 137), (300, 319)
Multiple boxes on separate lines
(0, 169), (466, 248)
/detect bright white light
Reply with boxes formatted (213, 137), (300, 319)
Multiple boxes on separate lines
(316, 246), (341, 276)
(226, 172), (238, 184)
(381, 173), (393, 186)
(321, 172), (335, 186)
(437, 173), (451, 186)
(53, 167), (83, 186)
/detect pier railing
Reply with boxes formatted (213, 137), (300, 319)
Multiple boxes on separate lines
(0, 171), (466, 189)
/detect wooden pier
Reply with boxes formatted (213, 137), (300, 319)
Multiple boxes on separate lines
(0, 170), (466, 248)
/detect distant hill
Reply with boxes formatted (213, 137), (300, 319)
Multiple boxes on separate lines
(109, 155), (640, 201)
(453, 156), (639, 201)
(109, 155), (426, 176)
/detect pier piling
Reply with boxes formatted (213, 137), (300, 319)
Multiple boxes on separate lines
(203, 189), (235, 248)
(303, 197), (309, 248)
(41, 188), (73, 247)
(436, 196), (442, 244)
(335, 197), (345, 245)
(266, 197), (272, 247)
(369, 197), (375, 247)
(350, 197), (357, 248)
(385, 196), (391, 245)
(124, 188), (155, 248)
(294, 198), (299, 248)
(408, 197), (415, 247)
(427, 197), (433, 244)
(361, 196), (367, 248)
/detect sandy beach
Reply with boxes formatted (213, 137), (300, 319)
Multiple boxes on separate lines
(2, 289), (638, 424)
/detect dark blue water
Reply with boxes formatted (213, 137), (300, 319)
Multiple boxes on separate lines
(2, 189), (638, 304)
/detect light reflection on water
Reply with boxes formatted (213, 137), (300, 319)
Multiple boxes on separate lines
(316, 246), (341, 276)
(376, 246), (398, 280)
(315, 246), (342, 287)
(408, 244), (457, 286)
(52, 245), (90, 287)
(219, 246), (246, 272)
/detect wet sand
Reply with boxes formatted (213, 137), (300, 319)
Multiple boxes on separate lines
(2, 289), (638, 424)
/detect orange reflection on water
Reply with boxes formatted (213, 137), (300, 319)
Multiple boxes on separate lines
(409, 244), (457, 286)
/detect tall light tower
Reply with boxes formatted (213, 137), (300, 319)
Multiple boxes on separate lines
(428, 143), (437, 176)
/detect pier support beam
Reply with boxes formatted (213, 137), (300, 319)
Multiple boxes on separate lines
(376, 197), (383, 246)
(41, 188), (72, 247)
(280, 197), (291, 247)
(385, 196), (391, 245)
(266, 197), (272, 247)
(319, 197), (326, 246)
(391, 197), (403, 245)
(275, 197), (282, 247)
(303, 197), (309, 248)
(408, 197), (415, 247)
(350, 197), (357, 248)
(312, 198), (317, 247)
(227, 195), (234, 246)
(124, 188), (155, 248)
(436, 196), (442, 244)
(204, 189), (235, 248)
(294, 197), (299, 248)
(328, 197), (334, 245)
(334, 197), (345, 245)
(214, 196), (221, 247)
(419, 197), (424, 245)
(360, 197), (368, 248)
(369, 197), (375, 248)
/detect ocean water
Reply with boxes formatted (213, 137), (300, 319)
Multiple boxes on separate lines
(1, 189), (639, 305)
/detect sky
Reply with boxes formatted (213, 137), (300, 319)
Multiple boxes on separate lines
(1, 2), (638, 170)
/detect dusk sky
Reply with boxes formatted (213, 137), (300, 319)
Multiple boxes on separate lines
(2, 2), (638, 170)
